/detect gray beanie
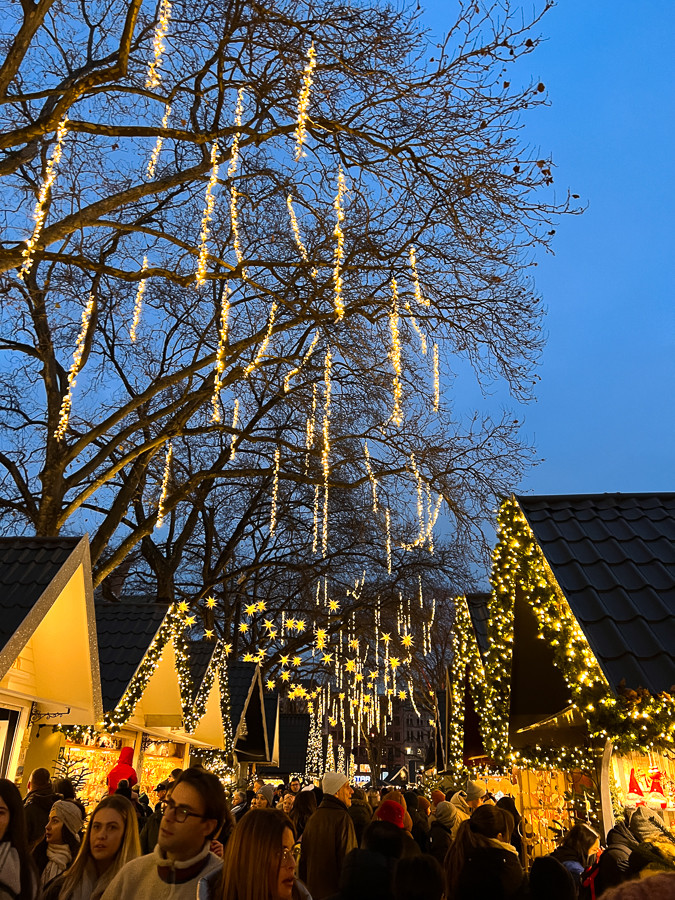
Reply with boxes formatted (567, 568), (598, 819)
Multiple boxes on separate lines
(434, 800), (458, 829)
(258, 784), (275, 806)
(322, 771), (348, 795)
(465, 778), (487, 802)
(52, 799), (83, 839)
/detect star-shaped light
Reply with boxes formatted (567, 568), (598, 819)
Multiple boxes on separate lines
(292, 655), (301, 666)
(349, 638), (358, 650)
(185, 615), (196, 625)
(268, 629), (278, 640)
(256, 601), (267, 612)
(389, 656), (400, 669)
(369, 670), (378, 680)
(345, 659), (356, 673)
(266, 679), (275, 690)
(178, 601), (189, 613)
(285, 618), (296, 631)
(243, 652), (255, 662)
(264, 619), (275, 630)
(307, 701), (314, 713)
(328, 600), (339, 612)
(205, 596), (217, 608)
(245, 603), (257, 616)
(224, 643), (233, 655)
(280, 654), (290, 666)
(280, 671), (291, 682)
(204, 629), (214, 639)
(401, 635), (414, 648)
(316, 628), (327, 641)
(329, 716), (337, 726)
(339, 692), (345, 701)
(355, 672), (363, 682)
(322, 653), (333, 665)
(381, 632), (391, 643)
(398, 690), (407, 700)
(316, 635), (327, 650)
(238, 622), (249, 633)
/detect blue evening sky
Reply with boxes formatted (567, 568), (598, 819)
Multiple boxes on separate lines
(423, 0), (674, 496)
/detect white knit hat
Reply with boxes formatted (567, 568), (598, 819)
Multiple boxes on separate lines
(52, 799), (83, 839)
(322, 771), (348, 795)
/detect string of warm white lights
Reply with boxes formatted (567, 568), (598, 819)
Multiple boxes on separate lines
(244, 300), (277, 376)
(130, 256), (148, 342)
(147, 103), (171, 179)
(389, 278), (403, 426)
(385, 507), (392, 574)
(284, 331), (319, 393)
(294, 42), (317, 161)
(363, 441), (378, 512)
(229, 88), (246, 273)
(306, 383), (317, 474)
(321, 348), (332, 556)
(229, 398), (239, 457)
(286, 194), (309, 262)
(404, 301), (427, 354)
(156, 441), (173, 529)
(270, 445), (281, 535)
(195, 139), (219, 287)
(210, 283), (231, 422)
(408, 244), (429, 306)
(53, 294), (95, 441)
(19, 117), (69, 279)
(145, 0), (172, 90)
(433, 343), (440, 411)
(332, 167), (346, 319)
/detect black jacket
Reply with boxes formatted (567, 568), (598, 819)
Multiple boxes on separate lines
(24, 787), (58, 848)
(428, 820), (453, 866)
(298, 794), (357, 900)
(347, 799), (373, 846)
(455, 845), (528, 900)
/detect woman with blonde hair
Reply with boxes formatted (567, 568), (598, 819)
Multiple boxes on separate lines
(42, 795), (140, 900)
(445, 804), (527, 899)
(220, 808), (310, 900)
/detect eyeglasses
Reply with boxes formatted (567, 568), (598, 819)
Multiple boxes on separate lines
(277, 848), (296, 869)
(160, 799), (206, 824)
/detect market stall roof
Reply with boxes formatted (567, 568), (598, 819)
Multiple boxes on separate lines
(0, 536), (102, 723)
(262, 714), (310, 777)
(517, 493), (675, 695)
(229, 662), (269, 762)
(183, 639), (227, 749)
(465, 593), (490, 658)
(263, 691), (280, 765)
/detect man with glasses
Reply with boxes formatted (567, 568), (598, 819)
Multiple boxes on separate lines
(102, 767), (226, 898)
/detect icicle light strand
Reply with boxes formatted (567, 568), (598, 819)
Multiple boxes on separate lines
(389, 278), (403, 426)
(433, 342), (440, 410)
(286, 195), (309, 262)
(147, 103), (171, 179)
(284, 330), (319, 393)
(332, 168), (346, 319)
(363, 441), (378, 512)
(53, 294), (95, 441)
(294, 42), (317, 161)
(322, 348), (332, 556)
(146, 0), (172, 89)
(270, 445), (281, 535)
(244, 300), (277, 376)
(409, 244), (429, 306)
(130, 256), (148, 342)
(229, 89), (246, 274)
(19, 117), (69, 279)
(385, 507), (392, 574)
(210, 283), (231, 422)
(156, 441), (173, 529)
(195, 140), (219, 287)
(230, 398), (239, 457)
(404, 301), (427, 354)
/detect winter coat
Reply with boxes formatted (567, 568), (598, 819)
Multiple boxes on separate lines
(347, 799), (372, 846)
(1, 841), (37, 900)
(455, 843), (528, 900)
(139, 809), (162, 855)
(428, 820), (453, 866)
(101, 842), (221, 900)
(298, 794), (357, 900)
(327, 848), (395, 900)
(551, 845), (587, 887)
(448, 792), (471, 831)
(106, 748), (137, 795)
(592, 821), (640, 894)
(23, 787), (59, 849)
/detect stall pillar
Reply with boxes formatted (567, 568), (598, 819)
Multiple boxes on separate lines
(599, 740), (615, 838)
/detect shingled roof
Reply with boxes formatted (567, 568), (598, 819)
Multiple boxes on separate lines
(228, 662), (257, 733)
(94, 599), (169, 712)
(516, 493), (675, 696)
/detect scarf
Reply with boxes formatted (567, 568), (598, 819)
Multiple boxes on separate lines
(67, 859), (118, 900)
(41, 842), (73, 888)
(489, 838), (519, 856)
(0, 842), (21, 896)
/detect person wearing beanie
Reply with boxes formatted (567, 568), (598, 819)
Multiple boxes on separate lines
(418, 796), (431, 818)
(375, 800), (405, 830)
(255, 784), (275, 809)
(298, 772), (356, 899)
(428, 800), (459, 865)
(404, 791), (429, 852)
(376, 797), (420, 859)
(33, 798), (84, 892)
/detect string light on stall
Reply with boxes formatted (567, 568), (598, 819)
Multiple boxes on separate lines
(293, 42), (317, 161)
(53, 294), (95, 441)
(130, 256), (148, 342)
(19, 116), (69, 279)
(332, 167), (346, 319)
(195, 139), (219, 287)
(156, 441), (173, 529)
(389, 279), (403, 426)
(145, 0), (172, 90)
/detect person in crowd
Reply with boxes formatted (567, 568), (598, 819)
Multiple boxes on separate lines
(394, 854), (444, 900)
(550, 822), (600, 888)
(528, 855), (576, 900)
(403, 793), (428, 853)
(449, 778), (486, 833)
(445, 804), (527, 900)
(33, 801), (83, 894)
(106, 749), (137, 796)
(600, 873), (675, 899)
(347, 788), (372, 847)
(253, 779), (266, 796)
(100, 767), (225, 899)
(592, 812), (640, 895)
(131, 786), (150, 819)
(281, 793), (295, 816)
(256, 786), (275, 810)
(361, 820), (404, 862)
(24, 769), (59, 851)
(153, 783), (169, 814)
(416, 796), (430, 822)
(288, 791), (316, 841)
(53, 782), (86, 821)
(220, 808), (309, 900)
(430, 791), (445, 819)
(289, 779), (301, 796)
(169, 770), (183, 786)
(138, 782), (172, 856)
(298, 772), (356, 900)
(273, 786), (285, 808)
(428, 800), (459, 865)
(230, 792), (248, 823)
(496, 796), (523, 860)
(41, 795), (140, 900)
(366, 791), (380, 813)
(0, 778), (37, 900)
(373, 801), (419, 859)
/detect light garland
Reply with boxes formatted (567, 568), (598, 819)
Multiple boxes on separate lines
(270, 445), (281, 535)
(19, 116), (69, 279)
(385, 507), (392, 574)
(130, 256), (148, 342)
(286, 195), (309, 262)
(433, 343), (440, 411)
(53, 294), (95, 441)
(294, 42), (317, 161)
(404, 302), (427, 354)
(210, 283), (231, 422)
(229, 398), (239, 457)
(306, 383), (317, 474)
(147, 103), (171, 179)
(244, 300), (277, 376)
(312, 483), (320, 553)
(332, 167), (346, 319)
(195, 139), (219, 287)
(145, 0), (172, 90)
(389, 278), (403, 426)
(363, 441), (378, 512)
(284, 330), (319, 393)
(156, 441), (173, 529)
(229, 88), (246, 273)
(408, 244), (429, 307)
(321, 348), (331, 555)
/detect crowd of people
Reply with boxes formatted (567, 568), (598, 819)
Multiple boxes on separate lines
(2, 761), (675, 900)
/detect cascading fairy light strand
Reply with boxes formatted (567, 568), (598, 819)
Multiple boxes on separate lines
(145, 0), (172, 90)
(286, 195), (309, 262)
(195, 139), (219, 287)
(363, 441), (378, 512)
(433, 343), (440, 410)
(147, 103), (171, 179)
(389, 278), (403, 426)
(229, 398), (239, 457)
(244, 300), (277, 376)
(293, 42), (317, 161)
(312, 484), (320, 553)
(284, 330), (319, 393)
(385, 507), (392, 574)
(404, 302), (427, 354)
(156, 441), (173, 529)
(410, 452), (425, 544)
(409, 244), (429, 307)
(53, 294), (95, 441)
(321, 348), (332, 556)
(306, 383), (317, 474)
(130, 256), (148, 342)
(229, 88), (246, 273)
(19, 116), (69, 279)
(332, 167), (346, 319)
(270, 445), (281, 535)
(210, 283), (231, 422)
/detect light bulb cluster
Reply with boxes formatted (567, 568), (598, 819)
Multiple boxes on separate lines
(145, 0), (172, 90)
(294, 42), (317, 161)
(53, 294), (95, 441)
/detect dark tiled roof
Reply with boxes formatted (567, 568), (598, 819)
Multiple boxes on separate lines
(228, 662), (256, 732)
(465, 593), (490, 657)
(95, 600), (168, 711)
(517, 493), (675, 695)
(0, 538), (81, 653)
(263, 714), (310, 776)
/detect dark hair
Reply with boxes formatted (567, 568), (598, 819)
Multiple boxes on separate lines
(0, 779), (37, 900)
(445, 805), (516, 898)
(54, 779), (76, 800)
(29, 768), (52, 789)
(175, 767), (226, 839)
(394, 855), (444, 900)
(496, 795), (521, 826)
(556, 823), (599, 866)
(170, 768), (183, 780)
(289, 789), (316, 838)
(529, 855), (576, 900)
(362, 820), (405, 860)
(351, 787), (366, 802)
